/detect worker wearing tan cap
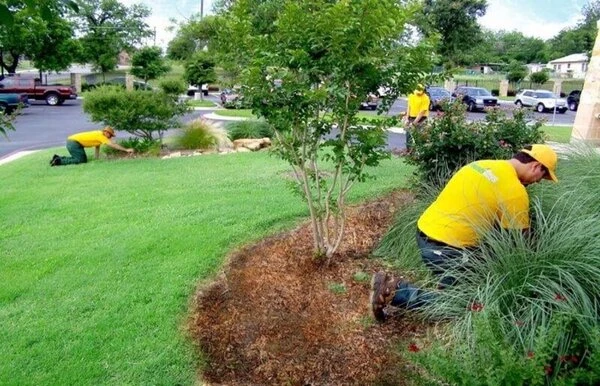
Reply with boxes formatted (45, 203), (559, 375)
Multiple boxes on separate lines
(50, 126), (134, 166)
(371, 144), (558, 321)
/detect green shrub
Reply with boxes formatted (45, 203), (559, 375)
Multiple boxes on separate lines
(103, 137), (161, 157)
(174, 119), (232, 150)
(83, 85), (190, 141)
(226, 120), (274, 140)
(159, 78), (187, 96)
(406, 101), (545, 182)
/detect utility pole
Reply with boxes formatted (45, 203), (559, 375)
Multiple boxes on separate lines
(200, 0), (204, 19)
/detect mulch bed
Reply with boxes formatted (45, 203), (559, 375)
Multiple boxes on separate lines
(188, 190), (427, 385)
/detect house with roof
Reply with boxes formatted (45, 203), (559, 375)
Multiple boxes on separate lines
(547, 53), (588, 79)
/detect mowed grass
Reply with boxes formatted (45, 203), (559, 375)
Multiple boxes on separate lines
(0, 150), (414, 384)
(542, 124), (572, 143)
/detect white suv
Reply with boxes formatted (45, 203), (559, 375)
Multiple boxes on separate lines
(514, 89), (567, 114)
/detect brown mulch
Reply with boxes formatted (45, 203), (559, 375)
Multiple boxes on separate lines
(188, 190), (427, 385)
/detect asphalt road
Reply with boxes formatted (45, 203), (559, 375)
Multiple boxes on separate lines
(0, 96), (576, 160)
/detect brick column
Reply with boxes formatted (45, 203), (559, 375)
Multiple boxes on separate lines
(499, 80), (509, 97)
(125, 73), (134, 91)
(552, 80), (562, 96)
(70, 73), (81, 93)
(571, 20), (600, 143)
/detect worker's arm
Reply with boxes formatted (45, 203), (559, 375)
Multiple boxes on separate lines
(107, 141), (134, 154)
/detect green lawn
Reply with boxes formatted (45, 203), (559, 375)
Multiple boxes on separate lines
(0, 150), (413, 384)
(542, 125), (572, 143)
(188, 99), (218, 108)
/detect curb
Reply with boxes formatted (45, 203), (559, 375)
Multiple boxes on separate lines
(0, 150), (40, 166)
(202, 113), (250, 121)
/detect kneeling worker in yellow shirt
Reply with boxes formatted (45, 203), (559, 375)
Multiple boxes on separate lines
(50, 126), (134, 166)
(371, 144), (558, 321)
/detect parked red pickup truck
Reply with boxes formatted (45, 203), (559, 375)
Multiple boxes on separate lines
(0, 76), (77, 106)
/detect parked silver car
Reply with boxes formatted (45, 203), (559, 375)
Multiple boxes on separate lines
(514, 89), (567, 114)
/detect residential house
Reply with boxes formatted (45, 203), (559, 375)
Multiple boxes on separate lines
(547, 53), (588, 79)
(526, 63), (547, 74)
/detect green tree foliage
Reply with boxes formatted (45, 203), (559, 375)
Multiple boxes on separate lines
(420, 0), (488, 67)
(183, 52), (216, 99)
(0, 0), (78, 26)
(130, 46), (170, 84)
(506, 61), (528, 83)
(0, 1), (77, 74)
(214, 0), (438, 258)
(71, 0), (152, 76)
(82, 85), (190, 141)
(167, 16), (219, 61)
(159, 78), (187, 96)
(530, 70), (549, 85)
(546, 0), (600, 59)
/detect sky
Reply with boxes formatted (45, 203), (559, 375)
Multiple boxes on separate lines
(119, 0), (590, 49)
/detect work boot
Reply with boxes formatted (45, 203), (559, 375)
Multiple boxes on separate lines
(370, 271), (401, 322)
(50, 156), (62, 166)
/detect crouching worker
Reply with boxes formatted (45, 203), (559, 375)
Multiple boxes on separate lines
(50, 126), (134, 166)
(371, 144), (559, 322)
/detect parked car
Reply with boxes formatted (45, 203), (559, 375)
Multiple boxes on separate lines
(453, 86), (498, 112)
(187, 84), (209, 97)
(359, 93), (379, 110)
(0, 93), (30, 114)
(0, 76), (77, 106)
(220, 88), (247, 108)
(426, 86), (454, 111)
(514, 89), (567, 114)
(567, 90), (580, 111)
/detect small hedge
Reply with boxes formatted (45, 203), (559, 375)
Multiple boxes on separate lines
(226, 120), (274, 140)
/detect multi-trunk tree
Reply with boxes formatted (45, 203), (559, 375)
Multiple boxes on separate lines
(213, 0), (438, 259)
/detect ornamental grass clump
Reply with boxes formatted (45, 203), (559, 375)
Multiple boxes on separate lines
(378, 147), (600, 383)
(422, 150), (600, 382)
(175, 119), (232, 151)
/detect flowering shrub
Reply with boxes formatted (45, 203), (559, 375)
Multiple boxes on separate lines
(404, 101), (546, 183)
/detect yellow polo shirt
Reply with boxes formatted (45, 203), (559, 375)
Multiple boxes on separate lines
(68, 131), (111, 148)
(417, 160), (529, 248)
(407, 92), (430, 118)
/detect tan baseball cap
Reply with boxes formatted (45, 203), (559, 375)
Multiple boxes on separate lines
(103, 126), (115, 137)
(521, 144), (558, 182)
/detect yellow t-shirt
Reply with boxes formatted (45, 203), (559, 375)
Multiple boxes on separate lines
(417, 160), (529, 248)
(68, 131), (111, 148)
(407, 93), (430, 118)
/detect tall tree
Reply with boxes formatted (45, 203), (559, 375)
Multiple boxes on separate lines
(0, 0), (78, 26)
(420, 0), (487, 67)
(167, 15), (219, 61)
(72, 0), (152, 76)
(546, 0), (600, 59)
(130, 46), (170, 84)
(0, 1), (77, 74)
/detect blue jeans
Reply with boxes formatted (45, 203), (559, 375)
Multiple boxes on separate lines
(391, 230), (465, 310)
